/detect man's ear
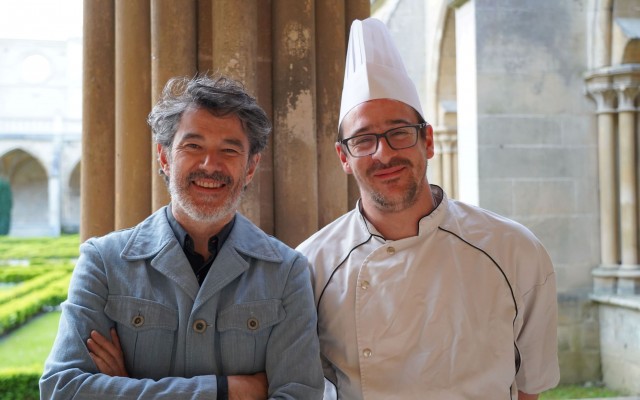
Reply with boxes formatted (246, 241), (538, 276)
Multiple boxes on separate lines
(425, 124), (435, 159)
(158, 144), (170, 176)
(244, 153), (261, 186)
(335, 142), (353, 174)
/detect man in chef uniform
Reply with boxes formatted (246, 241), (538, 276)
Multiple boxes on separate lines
(297, 18), (560, 400)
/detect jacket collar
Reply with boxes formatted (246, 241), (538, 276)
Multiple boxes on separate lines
(119, 207), (283, 304)
(120, 206), (282, 263)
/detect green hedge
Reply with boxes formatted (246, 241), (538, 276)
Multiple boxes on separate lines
(0, 234), (79, 261)
(0, 269), (69, 306)
(0, 274), (71, 334)
(0, 367), (40, 400)
(0, 266), (53, 283)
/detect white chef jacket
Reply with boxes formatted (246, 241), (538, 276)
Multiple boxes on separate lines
(297, 186), (559, 400)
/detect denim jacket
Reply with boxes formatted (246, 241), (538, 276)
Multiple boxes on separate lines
(40, 207), (324, 399)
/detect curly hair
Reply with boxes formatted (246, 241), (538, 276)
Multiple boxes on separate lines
(148, 74), (271, 182)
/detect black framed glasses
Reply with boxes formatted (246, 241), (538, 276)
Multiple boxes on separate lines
(339, 123), (428, 157)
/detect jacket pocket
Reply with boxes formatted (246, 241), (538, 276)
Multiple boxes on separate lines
(105, 295), (178, 379)
(217, 299), (285, 374)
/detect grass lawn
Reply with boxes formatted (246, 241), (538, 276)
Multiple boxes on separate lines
(541, 384), (626, 399)
(0, 311), (60, 371)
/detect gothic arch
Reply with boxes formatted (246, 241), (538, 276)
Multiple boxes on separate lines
(0, 148), (49, 236)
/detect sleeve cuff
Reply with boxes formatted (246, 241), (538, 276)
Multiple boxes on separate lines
(216, 375), (228, 400)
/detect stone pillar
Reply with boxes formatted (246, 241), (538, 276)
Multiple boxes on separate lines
(616, 86), (638, 266)
(439, 130), (457, 199)
(592, 0), (613, 69)
(255, 1), (275, 234)
(316, 0), (348, 227)
(150, 0), (197, 211)
(197, 0), (213, 72)
(430, 135), (443, 190)
(48, 140), (62, 236)
(594, 88), (619, 266)
(81, 0), (115, 241)
(212, 1), (262, 225)
(345, 0), (371, 209)
(615, 85), (640, 295)
(115, 0), (152, 230)
(272, 0), (318, 246)
(587, 83), (619, 293)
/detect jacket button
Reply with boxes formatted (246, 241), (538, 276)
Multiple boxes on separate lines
(193, 319), (207, 333)
(131, 315), (144, 327)
(386, 246), (396, 255)
(247, 317), (259, 330)
(363, 348), (372, 358)
(360, 280), (370, 290)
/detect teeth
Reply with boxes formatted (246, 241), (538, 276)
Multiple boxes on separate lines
(195, 180), (223, 188)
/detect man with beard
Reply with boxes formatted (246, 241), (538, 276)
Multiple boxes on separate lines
(40, 75), (324, 400)
(296, 18), (560, 400)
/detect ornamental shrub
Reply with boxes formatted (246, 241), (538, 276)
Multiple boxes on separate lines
(0, 273), (71, 334)
(0, 178), (11, 235)
(0, 367), (40, 400)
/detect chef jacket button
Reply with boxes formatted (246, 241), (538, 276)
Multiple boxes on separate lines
(247, 317), (259, 330)
(193, 319), (207, 333)
(360, 280), (370, 290)
(386, 246), (396, 255)
(363, 348), (372, 358)
(131, 315), (144, 327)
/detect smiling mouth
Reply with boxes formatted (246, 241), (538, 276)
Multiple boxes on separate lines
(193, 180), (225, 189)
(373, 166), (405, 178)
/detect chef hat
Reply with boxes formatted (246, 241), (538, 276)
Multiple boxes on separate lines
(339, 18), (424, 128)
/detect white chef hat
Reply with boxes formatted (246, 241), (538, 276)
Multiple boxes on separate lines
(339, 18), (424, 128)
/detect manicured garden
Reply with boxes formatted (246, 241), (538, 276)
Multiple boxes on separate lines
(0, 234), (629, 399)
(0, 234), (78, 400)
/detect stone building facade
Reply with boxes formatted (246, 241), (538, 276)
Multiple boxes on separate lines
(0, 36), (82, 236)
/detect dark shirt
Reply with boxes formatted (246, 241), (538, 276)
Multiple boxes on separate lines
(165, 205), (235, 286)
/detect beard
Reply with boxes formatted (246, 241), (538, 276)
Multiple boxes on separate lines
(364, 157), (425, 212)
(169, 169), (244, 224)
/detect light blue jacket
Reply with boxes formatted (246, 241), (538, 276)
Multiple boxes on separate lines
(40, 207), (324, 399)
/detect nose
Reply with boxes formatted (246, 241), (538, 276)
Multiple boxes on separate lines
(371, 136), (396, 163)
(200, 151), (220, 172)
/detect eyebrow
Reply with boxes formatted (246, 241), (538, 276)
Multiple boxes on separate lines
(350, 118), (415, 137)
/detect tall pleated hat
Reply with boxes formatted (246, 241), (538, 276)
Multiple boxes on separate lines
(339, 18), (424, 128)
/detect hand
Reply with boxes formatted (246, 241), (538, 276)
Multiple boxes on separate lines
(87, 328), (129, 377)
(228, 372), (268, 400)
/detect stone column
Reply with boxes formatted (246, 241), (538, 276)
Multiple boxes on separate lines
(212, 1), (262, 225)
(345, 0), (371, 208)
(439, 130), (457, 199)
(592, 0), (612, 69)
(317, 0), (348, 227)
(594, 87), (619, 267)
(272, 0), (318, 246)
(587, 81), (619, 294)
(115, 0), (152, 230)
(48, 138), (62, 236)
(615, 85), (640, 295)
(150, 0), (197, 211)
(430, 132), (443, 191)
(255, 1), (275, 234)
(81, 0), (115, 241)
(616, 86), (639, 266)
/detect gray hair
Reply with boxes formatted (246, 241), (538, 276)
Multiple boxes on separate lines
(148, 75), (271, 181)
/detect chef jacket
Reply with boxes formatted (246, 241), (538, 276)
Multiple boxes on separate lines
(297, 186), (559, 400)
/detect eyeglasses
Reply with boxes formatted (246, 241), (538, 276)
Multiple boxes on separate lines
(339, 123), (428, 157)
